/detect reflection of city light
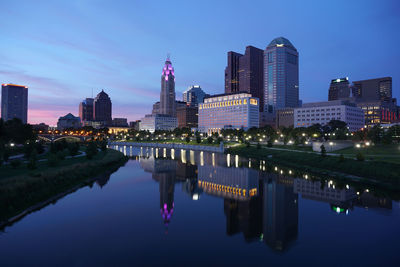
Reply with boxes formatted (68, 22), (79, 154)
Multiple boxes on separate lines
(192, 194), (199, 201)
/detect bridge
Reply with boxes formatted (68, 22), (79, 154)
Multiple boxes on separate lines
(38, 134), (88, 143)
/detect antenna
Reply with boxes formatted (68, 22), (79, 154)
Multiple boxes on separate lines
(92, 88), (93, 98)
(167, 52), (170, 60)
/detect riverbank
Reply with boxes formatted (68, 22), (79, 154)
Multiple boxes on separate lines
(0, 149), (128, 226)
(226, 145), (400, 190)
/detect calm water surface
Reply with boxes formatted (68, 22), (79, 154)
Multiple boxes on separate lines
(1, 146), (399, 266)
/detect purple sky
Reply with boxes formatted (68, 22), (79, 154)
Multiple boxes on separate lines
(0, 0), (399, 125)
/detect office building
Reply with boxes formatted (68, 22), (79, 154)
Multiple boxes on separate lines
(328, 77), (350, 101)
(129, 120), (141, 130)
(294, 100), (364, 132)
(182, 85), (207, 106)
(79, 98), (94, 122)
(225, 52), (242, 93)
(112, 118), (128, 127)
(160, 57), (176, 116)
(57, 113), (81, 130)
(198, 92), (259, 134)
(264, 37), (299, 112)
(357, 100), (398, 126)
(176, 104), (198, 128)
(139, 114), (177, 133)
(224, 46), (264, 111)
(276, 108), (294, 128)
(93, 90), (112, 125)
(1, 83), (28, 123)
(352, 77), (392, 102)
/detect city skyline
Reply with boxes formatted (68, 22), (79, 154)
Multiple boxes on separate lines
(0, 0), (399, 125)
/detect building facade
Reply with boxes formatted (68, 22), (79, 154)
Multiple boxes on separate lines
(176, 104), (198, 128)
(357, 100), (399, 127)
(57, 113), (81, 130)
(93, 90), (112, 125)
(139, 114), (177, 133)
(112, 118), (128, 127)
(328, 77), (350, 101)
(182, 85), (206, 106)
(79, 98), (94, 122)
(160, 57), (176, 116)
(276, 108), (294, 128)
(352, 77), (392, 102)
(1, 83), (28, 123)
(264, 37), (299, 113)
(294, 100), (364, 132)
(224, 51), (242, 93)
(198, 92), (259, 134)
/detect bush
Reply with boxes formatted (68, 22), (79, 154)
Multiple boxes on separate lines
(356, 152), (365, 161)
(207, 137), (213, 144)
(185, 136), (190, 143)
(196, 136), (201, 144)
(48, 153), (59, 167)
(10, 159), (22, 168)
(267, 140), (273, 147)
(320, 144), (327, 157)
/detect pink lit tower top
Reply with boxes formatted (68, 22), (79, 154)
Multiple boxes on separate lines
(160, 55), (176, 117)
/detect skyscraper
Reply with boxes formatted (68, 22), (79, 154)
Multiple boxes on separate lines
(264, 37), (299, 113)
(93, 90), (112, 124)
(1, 83), (28, 123)
(160, 57), (176, 116)
(182, 85), (206, 106)
(79, 98), (94, 122)
(239, 46), (264, 111)
(224, 51), (242, 93)
(328, 77), (350, 101)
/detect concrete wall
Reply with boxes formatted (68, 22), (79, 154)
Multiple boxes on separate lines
(109, 141), (224, 153)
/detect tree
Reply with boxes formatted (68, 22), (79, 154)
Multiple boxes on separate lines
(185, 136), (190, 143)
(320, 144), (327, 157)
(86, 142), (98, 159)
(367, 124), (383, 144)
(196, 135), (201, 144)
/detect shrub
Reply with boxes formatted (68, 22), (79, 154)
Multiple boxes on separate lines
(10, 159), (22, 168)
(185, 136), (190, 143)
(207, 137), (213, 144)
(267, 140), (273, 147)
(48, 153), (59, 167)
(196, 136), (201, 144)
(320, 144), (327, 157)
(356, 152), (365, 161)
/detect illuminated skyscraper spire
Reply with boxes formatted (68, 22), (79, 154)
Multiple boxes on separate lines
(160, 56), (176, 116)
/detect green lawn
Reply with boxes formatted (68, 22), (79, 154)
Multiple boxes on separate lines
(335, 144), (400, 164)
(269, 144), (313, 152)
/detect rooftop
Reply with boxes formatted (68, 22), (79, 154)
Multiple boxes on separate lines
(267, 37), (296, 50)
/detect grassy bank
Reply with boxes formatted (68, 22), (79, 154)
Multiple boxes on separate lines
(227, 145), (400, 189)
(0, 149), (128, 224)
(335, 144), (400, 164)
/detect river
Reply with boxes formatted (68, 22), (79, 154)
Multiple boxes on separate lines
(0, 145), (399, 266)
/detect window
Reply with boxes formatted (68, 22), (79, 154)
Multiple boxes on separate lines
(268, 52), (274, 63)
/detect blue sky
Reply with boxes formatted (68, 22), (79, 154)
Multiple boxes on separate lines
(0, 0), (399, 125)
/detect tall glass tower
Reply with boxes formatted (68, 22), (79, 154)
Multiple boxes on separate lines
(264, 37), (299, 113)
(160, 57), (176, 116)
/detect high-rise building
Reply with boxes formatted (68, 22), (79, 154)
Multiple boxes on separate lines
(328, 77), (350, 101)
(264, 37), (299, 113)
(352, 77), (392, 102)
(93, 90), (112, 125)
(79, 98), (94, 122)
(160, 57), (176, 116)
(239, 46), (264, 111)
(224, 47), (264, 111)
(224, 51), (242, 93)
(182, 85), (207, 106)
(1, 83), (28, 123)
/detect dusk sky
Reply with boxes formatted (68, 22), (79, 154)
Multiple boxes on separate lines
(0, 0), (399, 125)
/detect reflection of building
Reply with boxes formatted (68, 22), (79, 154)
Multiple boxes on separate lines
(354, 192), (392, 214)
(262, 174), (298, 251)
(198, 92), (259, 134)
(1, 83), (28, 123)
(57, 113), (81, 130)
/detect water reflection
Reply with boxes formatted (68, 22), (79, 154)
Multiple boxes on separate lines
(113, 145), (394, 252)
